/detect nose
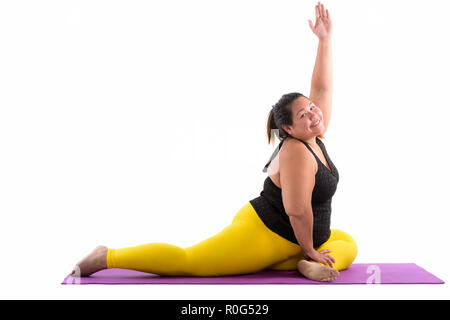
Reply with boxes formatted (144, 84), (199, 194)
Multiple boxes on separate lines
(309, 111), (319, 121)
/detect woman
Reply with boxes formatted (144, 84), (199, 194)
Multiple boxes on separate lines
(72, 2), (357, 282)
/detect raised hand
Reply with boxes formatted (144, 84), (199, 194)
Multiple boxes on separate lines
(308, 2), (333, 40)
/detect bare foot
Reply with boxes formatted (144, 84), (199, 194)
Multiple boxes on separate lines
(71, 245), (108, 277)
(297, 259), (339, 282)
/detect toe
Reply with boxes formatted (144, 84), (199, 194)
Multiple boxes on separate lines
(330, 269), (339, 281)
(71, 265), (81, 277)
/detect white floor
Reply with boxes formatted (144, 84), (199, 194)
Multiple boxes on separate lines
(3, 264), (448, 300)
(5, 283), (449, 300)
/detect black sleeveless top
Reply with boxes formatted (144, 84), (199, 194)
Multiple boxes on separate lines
(249, 136), (339, 248)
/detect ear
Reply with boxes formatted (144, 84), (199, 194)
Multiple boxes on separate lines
(282, 124), (292, 136)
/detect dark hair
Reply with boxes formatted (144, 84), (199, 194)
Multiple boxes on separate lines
(266, 92), (306, 145)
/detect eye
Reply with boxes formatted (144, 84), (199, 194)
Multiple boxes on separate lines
(300, 105), (315, 118)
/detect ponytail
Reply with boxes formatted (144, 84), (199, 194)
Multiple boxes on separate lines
(266, 109), (277, 145)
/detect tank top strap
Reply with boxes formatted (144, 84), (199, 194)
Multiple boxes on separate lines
(289, 136), (320, 159)
(315, 137), (328, 157)
(262, 136), (321, 172)
(262, 138), (286, 173)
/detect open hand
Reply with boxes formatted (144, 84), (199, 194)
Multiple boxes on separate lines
(308, 2), (333, 40)
(303, 249), (335, 268)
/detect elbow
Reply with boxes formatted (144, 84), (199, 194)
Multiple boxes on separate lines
(285, 209), (311, 218)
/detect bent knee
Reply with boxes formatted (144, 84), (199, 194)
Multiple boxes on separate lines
(328, 229), (358, 269)
(330, 229), (357, 247)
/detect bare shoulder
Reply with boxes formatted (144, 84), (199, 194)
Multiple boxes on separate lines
(280, 138), (317, 171)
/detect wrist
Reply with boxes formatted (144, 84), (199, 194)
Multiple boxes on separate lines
(303, 247), (316, 255)
(319, 36), (332, 43)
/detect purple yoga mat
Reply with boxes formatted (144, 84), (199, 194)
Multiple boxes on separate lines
(62, 263), (444, 285)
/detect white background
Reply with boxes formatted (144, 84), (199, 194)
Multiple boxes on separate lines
(1, 0), (449, 299)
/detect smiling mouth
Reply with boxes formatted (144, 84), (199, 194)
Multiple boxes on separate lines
(311, 119), (321, 128)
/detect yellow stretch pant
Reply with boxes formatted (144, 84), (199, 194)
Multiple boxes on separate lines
(106, 202), (358, 276)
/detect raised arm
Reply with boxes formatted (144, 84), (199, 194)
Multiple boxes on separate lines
(308, 2), (333, 135)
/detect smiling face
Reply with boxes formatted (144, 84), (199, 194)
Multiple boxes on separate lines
(282, 96), (325, 142)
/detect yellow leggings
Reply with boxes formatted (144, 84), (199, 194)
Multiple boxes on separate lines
(106, 202), (358, 276)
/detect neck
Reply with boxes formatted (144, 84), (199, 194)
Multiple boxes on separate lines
(287, 135), (318, 147)
(304, 136), (318, 146)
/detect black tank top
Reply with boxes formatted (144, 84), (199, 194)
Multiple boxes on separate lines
(249, 136), (339, 248)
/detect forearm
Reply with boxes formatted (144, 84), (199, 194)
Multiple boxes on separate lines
(288, 212), (315, 255)
(310, 37), (333, 91)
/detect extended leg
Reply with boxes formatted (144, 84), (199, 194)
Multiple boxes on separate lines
(106, 203), (302, 277)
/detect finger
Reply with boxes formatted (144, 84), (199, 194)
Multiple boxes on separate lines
(320, 3), (325, 17)
(308, 19), (314, 31)
(327, 258), (334, 268)
(324, 253), (335, 263)
(319, 255), (332, 268)
(319, 250), (331, 253)
(326, 9), (330, 19)
(315, 4), (320, 19)
(318, 2), (323, 17)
